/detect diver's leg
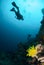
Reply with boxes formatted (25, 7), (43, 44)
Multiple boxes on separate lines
(17, 8), (19, 13)
(14, 8), (17, 15)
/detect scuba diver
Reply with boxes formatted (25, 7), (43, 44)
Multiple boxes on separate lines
(10, 7), (24, 20)
(10, 2), (24, 20)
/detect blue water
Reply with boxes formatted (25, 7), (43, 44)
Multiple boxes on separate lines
(0, 0), (44, 51)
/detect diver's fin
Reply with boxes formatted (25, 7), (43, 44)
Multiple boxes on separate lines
(10, 8), (15, 11)
(12, 2), (19, 9)
(12, 2), (16, 6)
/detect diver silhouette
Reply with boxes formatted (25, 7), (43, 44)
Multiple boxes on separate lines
(10, 2), (24, 20)
(10, 8), (24, 20)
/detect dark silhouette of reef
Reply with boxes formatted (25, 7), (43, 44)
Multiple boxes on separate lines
(10, 2), (24, 20)
(36, 8), (44, 44)
(0, 8), (44, 65)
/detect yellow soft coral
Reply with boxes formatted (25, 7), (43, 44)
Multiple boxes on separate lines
(26, 45), (37, 57)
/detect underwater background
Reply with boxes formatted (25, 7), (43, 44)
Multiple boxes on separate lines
(0, 0), (44, 51)
(0, 0), (44, 65)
